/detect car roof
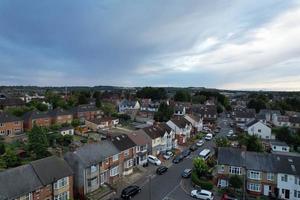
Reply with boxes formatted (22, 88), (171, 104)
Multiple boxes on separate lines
(184, 169), (192, 173)
(123, 185), (138, 191)
(199, 189), (212, 195)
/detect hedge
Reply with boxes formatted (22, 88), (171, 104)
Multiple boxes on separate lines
(191, 171), (213, 190)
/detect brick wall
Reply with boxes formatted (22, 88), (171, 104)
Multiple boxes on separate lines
(0, 120), (23, 136)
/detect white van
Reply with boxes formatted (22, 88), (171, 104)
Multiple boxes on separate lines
(199, 149), (211, 160)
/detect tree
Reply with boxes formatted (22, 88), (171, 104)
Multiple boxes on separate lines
(102, 102), (117, 116)
(3, 148), (21, 168)
(27, 125), (49, 159)
(96, 97), (102, 108)
(78, 93), (88, 105)
(229, 175), (243, 191)
(154, 102), (174, 122)
(193, 157), (209, 177)
(192, 95), (206, 104)
(216, 137), (230, 147)
(93, 91), (101, 99)
(71, 119), (80, 127)
(0, 142), (5, 155)
(239, 135), (263, 152)
(136, 87), (167, 100)
(174, 90), (191, 102)
(247, 99), (267, 113)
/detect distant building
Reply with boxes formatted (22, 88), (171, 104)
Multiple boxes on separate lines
(0, 112), (23, 137)
(246, 120), (273, 139)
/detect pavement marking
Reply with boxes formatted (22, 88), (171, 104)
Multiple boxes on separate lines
(162, 183), (181, 200)
(179, 179), (190, 195)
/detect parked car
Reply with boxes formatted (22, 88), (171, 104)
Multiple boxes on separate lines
(205, 133), (213, 141)
(196, 140), (204, 147)
(228, 130), (233, 134)
(163, 151), (173, 160)
(190, 189), (214, 200)
(181, 168), (192, 178)
(221, 193), (238, 200)
(147, 155), (161, 166)
(181, 149), (191, 157)
(172, 154), (184, 164)
(189, 144), (198, 151)
(121, 185), (141, 199)
(156, 166), (168, 175)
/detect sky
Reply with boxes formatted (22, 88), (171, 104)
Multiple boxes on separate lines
(0, 0), (300, 91)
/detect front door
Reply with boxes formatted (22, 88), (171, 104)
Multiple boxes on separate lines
(285, 189), (290, 199)
(263, 185), (270, 196)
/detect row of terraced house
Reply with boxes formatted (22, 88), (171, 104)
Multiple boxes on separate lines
(0, 104), (103, 137)
(0, 133), (140, 200)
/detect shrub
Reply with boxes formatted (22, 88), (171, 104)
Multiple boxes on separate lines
(191, 171), (213, 190)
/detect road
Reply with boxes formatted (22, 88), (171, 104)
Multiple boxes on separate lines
(130, 114), (232, 200)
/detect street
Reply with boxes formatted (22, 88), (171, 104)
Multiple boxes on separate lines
(129, 114), (232, 200)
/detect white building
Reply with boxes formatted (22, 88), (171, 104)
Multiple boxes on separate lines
(59, 127), (74, 136)
(246, 120), (273, 139)
(118, 99), (140, 113)
(184, 114), (203, 132)
(270, 141), (290, 153)
(167, 117), (192, 145)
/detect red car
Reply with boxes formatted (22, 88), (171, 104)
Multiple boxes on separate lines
(221, 193), (238, 200)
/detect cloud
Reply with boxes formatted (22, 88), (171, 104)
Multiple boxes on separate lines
(0, 0), (299, 90)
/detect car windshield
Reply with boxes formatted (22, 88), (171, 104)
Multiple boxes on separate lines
(184, 169), (191, 173)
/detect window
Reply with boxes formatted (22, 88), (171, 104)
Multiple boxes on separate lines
(219, 165), (224, 173)
(0, 123), (3, 127)
(19, 193), (32, 200)
(281, 174), (288, 182)
(267, 173), (274, 181)
(295, 177), (300, 185)
(91, 165), (98, 173)
(113, 154), (119, 162)
(125, 159), (133, 168)
(248, 183), (261, 192)
(229, 166), (241, 175)
(247, 170), (261, 180)
(124, 149), (129, 156)
(54, 191), (69, 200)
(110, 166), (119, 177)
(14, 121), (19, 125)
(294, 190), (300, 198)
(87, 177), (98, 187)
(258, 129), (261, 133)
(54, 177), (68, 189)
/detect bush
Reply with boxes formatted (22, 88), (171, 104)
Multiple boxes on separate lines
(191, 171), (213, 190)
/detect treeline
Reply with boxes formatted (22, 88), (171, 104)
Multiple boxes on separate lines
(136, 87), (167, 100)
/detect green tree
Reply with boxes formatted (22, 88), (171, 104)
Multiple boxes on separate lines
(154, 102), (174, 122)
(27, 125), (49, 159)
(247, 99), (267, 113)
(216, 137), (230, 147)
(102, 102), (116, 116)
(96, 97), (102, 108)
(3, 148), (21, 168)
(0, 142), (5, 155)
(229, 175), (243, 191)
(239, 135), (263, 152)
(93, 91), (101, 99)
(174, 90), (191, 102)
(71, 119), (80, 127)
(193, 157), (209, 177)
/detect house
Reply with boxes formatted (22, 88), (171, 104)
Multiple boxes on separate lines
(0, 98), (25, 110)
(126, 129), (150, 166)
(246, 120), (273, 139)
(143, 123), (177, 155)
(184, 114), (203, 132)
(49, 108), (73, 125)
(272, 115), (290, 127)
(290, 116), (300, 129)
(140, 99), (159, 112)
(23, 111), (52, 131)
(234, 109), (256, 128)
(0, 156), (73, 200)
(59, 126), (75, 136)
(167, 117), (192, 145)
(64, 141), (120, 198)
(217, 147), (300, 199)
(72, 105), (103, 122)
(118, 99), (140, 113)
(174, 105), (186, 116)
(111, 134), (137, 176)
(85, 117), (119, 131)
(270, 140), (290, 153)
(259, 109), (281, 123)
(0, 112), (23, 137)
(192, 104), (217, 125)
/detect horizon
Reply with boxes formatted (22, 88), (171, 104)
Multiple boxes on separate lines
(1, 1), (300, 90)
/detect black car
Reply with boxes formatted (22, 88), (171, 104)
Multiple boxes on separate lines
(181, 149), (191, 157)
(121, 185), (141, 199)
(172, 154), (184, 164)
(156, 166), (168, 175)
(181, 168), (192, 178)
(189, 144), (198, 152)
